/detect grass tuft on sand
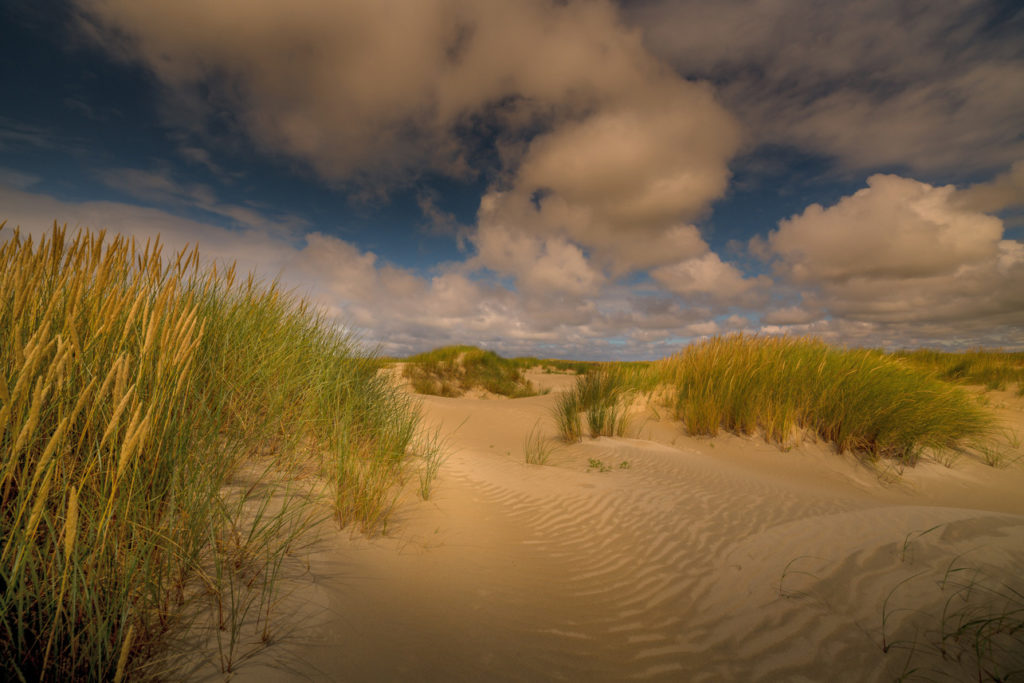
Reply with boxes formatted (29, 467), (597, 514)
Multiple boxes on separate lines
(555, 367), (635, 442)
(0, 223), (421, 680)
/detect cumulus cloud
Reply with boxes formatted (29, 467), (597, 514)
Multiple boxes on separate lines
(626, 0), (1024, 174)
(473, 189), (717, 283)
(770, 174), (1004, 283)
(472, 82), (739, 279)
(762, 174), (1024, 342)
(650, 252), (766, 302)
(74, 0), (741, 291)
(513, 90), (739, 228)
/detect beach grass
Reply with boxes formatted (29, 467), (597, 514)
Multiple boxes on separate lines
(655, 335), (994, 464)
(554, 367), (634, 442)
(524, 420), (556, 465)
(403, 345), (542, 397)
(0, 223), (421, 680)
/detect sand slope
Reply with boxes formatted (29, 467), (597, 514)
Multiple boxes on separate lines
(191, 373), (1024, 681)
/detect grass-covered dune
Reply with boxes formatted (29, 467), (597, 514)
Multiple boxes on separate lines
(892, 348), (1024, 394)
(0, 224), (423, 680)
(557, 335), (996, 466)
(402, 345), (543, 398)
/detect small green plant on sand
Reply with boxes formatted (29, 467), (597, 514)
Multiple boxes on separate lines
(415, 422), (451, 500)
(778, 528), (1024, 681)
(880, 562), (1024, 680)
(524, 420), (556, 465)
(587, 458), (612, 473)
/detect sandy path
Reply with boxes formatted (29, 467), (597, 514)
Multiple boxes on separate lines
(199, 376), (1024, 681)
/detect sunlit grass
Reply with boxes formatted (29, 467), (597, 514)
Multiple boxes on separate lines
(554, 367), (634, 441)
(553, 335), (997, 465)
(0, 223), (421, 679)
(655, 335), (994, 464)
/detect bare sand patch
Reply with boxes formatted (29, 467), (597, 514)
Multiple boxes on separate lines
(183, 379), (1024, 681)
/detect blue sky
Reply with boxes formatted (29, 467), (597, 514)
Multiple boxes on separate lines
(2, 0), (1022, 359)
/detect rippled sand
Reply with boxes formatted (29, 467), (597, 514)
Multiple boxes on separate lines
(178, 372), (1024, 681)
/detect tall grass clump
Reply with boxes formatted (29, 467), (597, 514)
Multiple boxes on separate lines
(659, 335), (994, 464)
(555, 367), (633, 441)
(403, 345), (540, 397)
(0, 223), (420, 680)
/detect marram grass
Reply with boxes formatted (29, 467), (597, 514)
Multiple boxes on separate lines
(656, 335), (994, 463)
(555, 367), (634, 442)
(0, 223), (421, 680)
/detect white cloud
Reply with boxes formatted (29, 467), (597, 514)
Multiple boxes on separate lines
(770, 174), (1004, 283)
(650, 252), (764, 301)
(762, 174), (1024, 342)
(515, 92), (738, 228)
(760, 306), (820, 326)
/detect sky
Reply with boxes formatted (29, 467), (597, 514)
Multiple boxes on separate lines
(1, 0), (1022, 359)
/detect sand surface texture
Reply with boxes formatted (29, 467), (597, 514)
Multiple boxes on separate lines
(182, 372), (1024, 681)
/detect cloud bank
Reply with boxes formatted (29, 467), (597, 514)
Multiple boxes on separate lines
(4, 0), (1013, 356)
(760, 175), (1024, 347)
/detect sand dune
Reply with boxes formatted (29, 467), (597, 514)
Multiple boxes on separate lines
(183, 372), (1024, 681)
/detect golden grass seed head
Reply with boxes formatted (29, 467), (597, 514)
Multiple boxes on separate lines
(114, 353), (130, 407)
(63, 485), (80, 559)
(115, 404), (145, 481)
(113, 624), (134, 683)
(100, 384), (137, 452)
(11, 376), (50, 461)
